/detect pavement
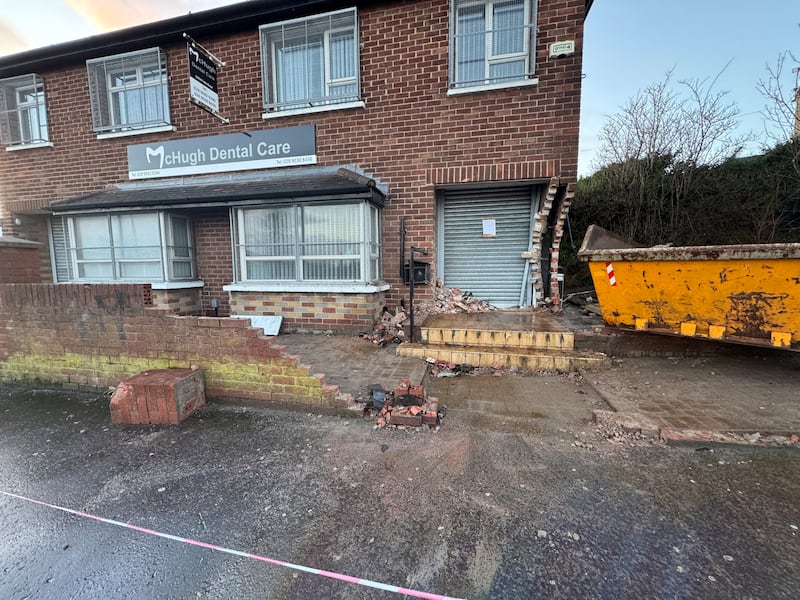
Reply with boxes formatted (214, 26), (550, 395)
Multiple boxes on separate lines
(3, 312), (800, 598)
(277, 313), (800, 447)
(3, 381), (800, 599)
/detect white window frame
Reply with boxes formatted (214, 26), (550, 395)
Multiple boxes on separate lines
(260, 8), (362, 114)
(233, 201), (382, 284)
(449, 0), (537, 91)
(86, 48), (171, 135)
(0, 73), (50, 147)
(55, 212), (195, 283)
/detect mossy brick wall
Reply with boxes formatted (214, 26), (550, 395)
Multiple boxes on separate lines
(230, 291), (386, 333)
(0, 284), (342, 409)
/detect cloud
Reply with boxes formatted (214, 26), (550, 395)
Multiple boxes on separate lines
(64, 0), (244, 33)
(64, 0), (173, 32)
(0, 19), (32, 55)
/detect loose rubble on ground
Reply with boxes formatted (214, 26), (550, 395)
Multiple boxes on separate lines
(415, 279), (494, 317)
(360, 305), (408, 346)
(360, 379), (445, 431)
(360, 280), (493, 345)
(563, 290), (602, 317)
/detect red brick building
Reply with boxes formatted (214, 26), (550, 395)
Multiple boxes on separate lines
(0, 0), (590, 332)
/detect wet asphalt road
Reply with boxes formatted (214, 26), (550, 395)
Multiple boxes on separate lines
(1, 383), (799, 600)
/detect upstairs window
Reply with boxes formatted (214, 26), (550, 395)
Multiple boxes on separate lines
(0, 74), (49, 146)
(450, 0), (536, 90)
(87, 48), (170, 133)
(260, 8), (360, 112)
(51, 212), (194, 283)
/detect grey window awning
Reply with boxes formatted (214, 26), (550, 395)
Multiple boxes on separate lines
(49, 166), (387, 214)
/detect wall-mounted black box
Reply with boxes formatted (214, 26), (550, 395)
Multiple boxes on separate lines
(403, 260), (430, 284)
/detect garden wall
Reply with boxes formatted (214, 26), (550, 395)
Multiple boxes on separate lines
(0, 284), (345, 411)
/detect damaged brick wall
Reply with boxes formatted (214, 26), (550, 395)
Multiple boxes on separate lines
(0, 284), (343, 410)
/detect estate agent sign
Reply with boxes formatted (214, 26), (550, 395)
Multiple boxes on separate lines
(127, 125), (317, 180)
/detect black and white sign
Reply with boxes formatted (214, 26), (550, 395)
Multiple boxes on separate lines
(188, 44), (219, 113)
(127, 125), (317, 180)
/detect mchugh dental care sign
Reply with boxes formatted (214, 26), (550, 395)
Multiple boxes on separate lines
(127, 125), (317, 180)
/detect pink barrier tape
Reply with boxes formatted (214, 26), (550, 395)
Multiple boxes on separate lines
(1, 490), (463, 600)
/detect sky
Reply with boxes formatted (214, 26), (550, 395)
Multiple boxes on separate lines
(0, 0), (797, 177)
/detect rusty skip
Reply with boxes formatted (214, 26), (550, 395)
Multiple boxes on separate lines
(578, 225), (800, 350)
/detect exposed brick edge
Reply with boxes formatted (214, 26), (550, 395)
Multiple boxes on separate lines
(548, 181), (576, 306)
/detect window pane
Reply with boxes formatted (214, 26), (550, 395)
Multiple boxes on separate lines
(79, 263), (113, 278)
(276, 40), (324, 105)
(329, 30), (355, 80)
(302, 205), (359, 243)
(243, 207), (295, 257)
(493, 0), (525, 56)
(246, 260), (296, 280)
(119, 261), (162, 278)
(489, 59), (525, 81)
(456, 4), (486, 84)
(170, 216), (191, 257)
(303, 258), (360, 280)
(171, 261), (193, 278)
(74, 215), (111, 260)
(111, 213), (160, 259)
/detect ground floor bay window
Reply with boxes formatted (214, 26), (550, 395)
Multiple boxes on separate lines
(232, 201), (381, 287)
(50, 211), (194, 283)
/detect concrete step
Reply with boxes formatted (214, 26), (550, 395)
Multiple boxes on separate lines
(397, 343), (610, 372)
(419, 326), (574, 351)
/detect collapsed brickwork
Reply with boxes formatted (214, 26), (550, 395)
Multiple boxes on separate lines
(0, 284), (345, 410)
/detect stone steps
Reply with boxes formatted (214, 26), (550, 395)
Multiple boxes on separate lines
(401, 311), (609, 373)
(397, 343), (610, 372)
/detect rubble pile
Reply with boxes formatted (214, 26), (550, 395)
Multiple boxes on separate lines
(426, 358), (475, 378)
(415, 279), (493, 317)
(360, 306), (408, 345)
(364, 379), (445, 430)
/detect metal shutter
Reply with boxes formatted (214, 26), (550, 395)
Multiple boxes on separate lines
(440, 186), (535, 307)
(49, 216), (73, 283)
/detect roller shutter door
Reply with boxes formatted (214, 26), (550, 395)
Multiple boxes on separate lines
(440, 186), (535, 307)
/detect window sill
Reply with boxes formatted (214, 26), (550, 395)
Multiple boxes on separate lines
(6, 141), (54, 152)
(96, 124), (176, 140)
(262, 100), (366, 120)
(447, 77), (539, 96)
(62, 280), (203, 288)
(224, 282), (390, 294)
(151, 281), (204, 290)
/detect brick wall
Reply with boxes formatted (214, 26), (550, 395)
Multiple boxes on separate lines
(193, 211), (233, 316)
(0, 240), (41, 283)
(230, 291), (386, 333)
(0, 284), (345, 410)
(0, 0), (585, 308)
(151, 287), (201, 315)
